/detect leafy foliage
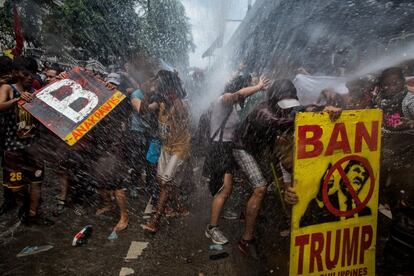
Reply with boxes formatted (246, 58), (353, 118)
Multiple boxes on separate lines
(1, 0), (193, 67)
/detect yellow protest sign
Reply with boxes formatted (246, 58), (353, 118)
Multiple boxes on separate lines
(289, 109), (382, 276)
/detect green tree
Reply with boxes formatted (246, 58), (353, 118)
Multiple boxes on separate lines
(1, 0), (194, 67)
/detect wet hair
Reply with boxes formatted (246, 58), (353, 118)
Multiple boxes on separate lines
(379, 67), (404, 86)
(24, 56), (39, 74)
(346, 77), (372, 91)
(0, 56), (13, 77)
(267, 79), (298, 109)
(47, 63), (62, 74)
(224, 74), (252, 94)
(156, 70), (187, 99)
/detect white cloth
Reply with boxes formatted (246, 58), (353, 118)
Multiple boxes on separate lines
(293, 74), (348, 105)
(157, 149), (184, 183)
(209, 96), (240, 142)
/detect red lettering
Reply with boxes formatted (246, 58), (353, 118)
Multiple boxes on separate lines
(325, 123), (351, 156)
(297, 125), (323, 159)
(77, 124), (87, 133)
(83, 121), (92, 130)
(96, 108), (105, 118)
(100, 102), (113, 113)
(354, 121), (379, 153)
(341, 227), (359, 267)
(359, 225), (373, 264)
(72, 130), (82, 140)
(325, 229), (341, 270)
(295, 234), (310, 275)
(310, 233), (324, 273)
(111, 96), (120, 104)
(87, 115), (97, 125)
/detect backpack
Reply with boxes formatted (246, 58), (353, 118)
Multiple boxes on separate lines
(192, 105), (213, 158)
(192, 103), (233, 158)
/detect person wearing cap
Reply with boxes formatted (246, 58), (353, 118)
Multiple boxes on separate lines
(232, 79), (341, 259)
(107, 72), (121, 86)
(231, 79), (301, 259)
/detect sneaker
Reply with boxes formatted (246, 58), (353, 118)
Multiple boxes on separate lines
(222, 209), (238, 220)
(238, 238), (259, 260)
(205, 225), (229, 245)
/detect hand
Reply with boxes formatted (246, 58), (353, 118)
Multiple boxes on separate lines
(257, 76), (270, 90)
(284, 186), (299, 205)
(296, 67), (311, 75)
(56, 71), (69, 80)
(20, 92), (33, 102)
(105, 82), (117, 91)
(323, 105), (342, 122)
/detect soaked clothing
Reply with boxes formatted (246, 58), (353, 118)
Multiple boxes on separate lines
(203, 141), (236, 195)
(233, 102), (296, 155)
(158, 101), (191, 159)
(1, 84), (42, 190)
(87, 99), (130, 190)
(2, 149), (44, 191)
(130, 89), (151, 133)
(373, 90), (414, 130)
(3, 85), (37, 151)
(209, 96), (240, 142)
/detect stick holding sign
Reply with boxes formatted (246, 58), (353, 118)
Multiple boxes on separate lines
(21, 67), (126, 146)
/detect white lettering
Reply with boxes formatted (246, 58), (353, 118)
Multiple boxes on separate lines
(36, 79), (98, 123)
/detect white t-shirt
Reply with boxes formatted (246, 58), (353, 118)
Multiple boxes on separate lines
(209, 96), (240, 142)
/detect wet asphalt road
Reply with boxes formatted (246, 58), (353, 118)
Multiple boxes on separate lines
(0, 166), (393, 276)
(0, 165), (292, 276)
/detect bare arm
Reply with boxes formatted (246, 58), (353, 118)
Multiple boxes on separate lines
(0, 85), (19, 111)
(222, 76), (269, 105)
(131, 98), (142, 114)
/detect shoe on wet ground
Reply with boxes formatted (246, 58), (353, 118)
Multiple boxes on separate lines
(205, 225), (229, 245)
(238, 238), (259, 260)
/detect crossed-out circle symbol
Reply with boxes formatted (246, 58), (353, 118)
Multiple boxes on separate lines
(322, 155), (375, 217)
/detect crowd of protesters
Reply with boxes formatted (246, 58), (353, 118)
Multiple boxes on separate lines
(0, 53), (413, 272)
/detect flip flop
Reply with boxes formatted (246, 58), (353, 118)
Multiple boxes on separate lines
(17, 245), (53, 257)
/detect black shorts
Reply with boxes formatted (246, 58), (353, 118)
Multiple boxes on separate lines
(90, 150), (129, 191)
(202, 141), (235, 195)
(2, 149), (44, 191)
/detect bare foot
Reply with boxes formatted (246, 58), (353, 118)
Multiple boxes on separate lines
(95, 204), (114, 216)
(141, 220), (157, 233)
(113, 217), (129, 232)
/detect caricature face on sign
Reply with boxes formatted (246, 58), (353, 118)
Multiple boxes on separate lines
(290, 109), (382, 276)
(21, 67), (126, 145)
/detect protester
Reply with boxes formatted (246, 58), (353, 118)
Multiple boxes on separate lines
(142, 70), (191, 233)
(127, 76), (159, 199)
(44, 63), (62, 85)
(90, 72), (130, 233)
(203, 74), (269, 245)
(0, 57), (52, 225)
